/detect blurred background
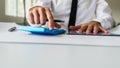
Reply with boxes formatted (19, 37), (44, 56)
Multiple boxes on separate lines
(0, 0), (37, 25)
(0, 0), (120, 25)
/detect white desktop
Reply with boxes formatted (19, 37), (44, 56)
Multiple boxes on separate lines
(0, 22), (120, 68)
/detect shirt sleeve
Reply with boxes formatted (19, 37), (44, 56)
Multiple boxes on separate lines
(92, 0), (115, 29)
(32, 0), (51, 8)
(26, 0), (52, 14)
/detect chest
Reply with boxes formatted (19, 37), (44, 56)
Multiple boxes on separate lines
(52, 0), (97, 7)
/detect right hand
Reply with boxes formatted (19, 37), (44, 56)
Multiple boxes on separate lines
(28, 6), (61, 29)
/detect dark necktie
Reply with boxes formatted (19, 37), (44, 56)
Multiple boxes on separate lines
(68, 0), (78, 27)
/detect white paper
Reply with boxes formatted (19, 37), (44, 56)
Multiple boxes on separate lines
(108, 25), (120, 35)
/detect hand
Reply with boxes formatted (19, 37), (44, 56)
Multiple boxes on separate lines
(28, 6), (61, 29)
(70, 21), (108, 34)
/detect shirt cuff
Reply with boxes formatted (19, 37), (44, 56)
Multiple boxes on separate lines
(92, 18), (109, 29)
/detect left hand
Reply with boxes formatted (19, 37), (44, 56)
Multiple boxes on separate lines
(69, 21), (108, 34)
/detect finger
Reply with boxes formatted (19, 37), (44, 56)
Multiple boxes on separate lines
(86, 25), (93, 34)
(28, 12), (35, 24)
(79, 25), (87, 33)
(45, 8), (54, 30)
(93, 26), (99, 34)
(38, 7), (47, 25)
(99, 26), (108, 34)
(32, 9), (40, 24)
(54, 22), (61, 28)
(70, 25), (81, 30)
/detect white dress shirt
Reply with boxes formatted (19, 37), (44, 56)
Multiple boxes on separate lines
(27, 0), (114, 29)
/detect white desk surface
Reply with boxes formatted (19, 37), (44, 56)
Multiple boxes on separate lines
(0, 22), (120, 68)
(0, 43), (120, 68)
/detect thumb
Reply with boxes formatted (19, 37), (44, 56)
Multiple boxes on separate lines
(69, 25), (81, 30)
(54, 22), (61, 28)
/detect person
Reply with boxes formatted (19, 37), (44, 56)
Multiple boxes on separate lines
(26, 0), (114, 34)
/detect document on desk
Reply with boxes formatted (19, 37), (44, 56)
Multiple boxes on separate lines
(108, 25), (120, 35)
(68, 25), (120, 36)
(0, 22), (120, 46)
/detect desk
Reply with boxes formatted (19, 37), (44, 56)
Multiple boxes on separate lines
(0, 22), (120, 68)
(0, 22), (120, 46)
(0, 43), (120, 68)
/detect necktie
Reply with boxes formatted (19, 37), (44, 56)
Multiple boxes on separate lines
(68, 0), (78, 27)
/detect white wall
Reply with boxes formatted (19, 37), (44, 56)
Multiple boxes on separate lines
(106, 0), (120, 23)
(0, 0), (5, 21)
(0, 0), (120, 24)
(0, 0), (24, 24)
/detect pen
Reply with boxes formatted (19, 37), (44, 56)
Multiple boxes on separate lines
(8, 27), (16, 32)
(46, 19), (64, 22)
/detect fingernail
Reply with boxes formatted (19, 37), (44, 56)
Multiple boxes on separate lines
(49, 27), (53, 30)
